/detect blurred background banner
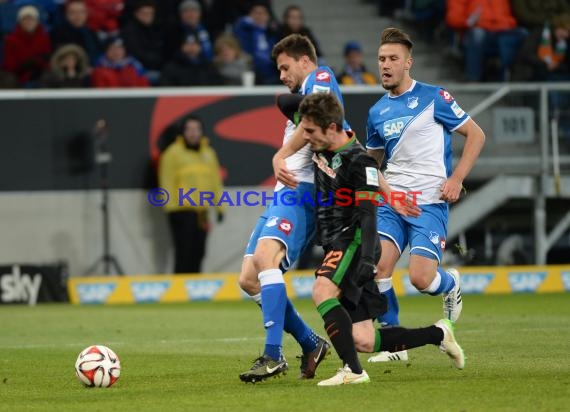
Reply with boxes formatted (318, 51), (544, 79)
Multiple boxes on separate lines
(0, 263), (68, 305)
(67, 265), (570, 304)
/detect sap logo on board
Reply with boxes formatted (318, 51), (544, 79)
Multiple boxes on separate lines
(401, 275), (421, 295)
(561, 271), (570, 291)
(508, 272), (547, 293)
(131, 281), (171, 303)
(291, 277), (315, 298)
(185, 280), (223, 301)
(459, 273), (494, 294)
(76, 283), (117, 304)
(0, 265), (42, 305)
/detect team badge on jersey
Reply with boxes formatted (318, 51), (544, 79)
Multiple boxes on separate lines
(315, 70), (331, 82)
(439, 89), (454, 103)
(266, 216), (279, 227)
(407, 96), (419, 109)
(429, 231), (440, 245)
(331, 153), (342, 169)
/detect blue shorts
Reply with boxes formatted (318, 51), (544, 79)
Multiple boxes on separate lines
(245, 182), (316, 270)
(377, 203), (449, 262)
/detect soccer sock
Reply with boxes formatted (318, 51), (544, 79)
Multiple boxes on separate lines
(317, 298), (362, 374)
(259, 269), (287, 361)
(377, 326), (443, 352)
(420, 268), (456, 296)
(375, 277), (400, 326)
(284, 298), (319, 353)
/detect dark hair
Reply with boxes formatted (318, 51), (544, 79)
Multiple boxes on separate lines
(182, 115), (203, 130)
(380, 27), (413, 52)
(134, 0), (156, 11)
(299, 93), (344, 132)
(271, 34), (317, 64)
(283, 5), (302, 21)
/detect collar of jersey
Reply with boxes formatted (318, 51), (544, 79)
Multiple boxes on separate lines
(333, 132), (357, 153)
(388, 79), (417, 99)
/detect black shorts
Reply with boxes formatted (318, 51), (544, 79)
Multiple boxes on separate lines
(315, 232), (386, 323)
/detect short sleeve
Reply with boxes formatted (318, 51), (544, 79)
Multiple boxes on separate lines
(433, 88), (470, 132)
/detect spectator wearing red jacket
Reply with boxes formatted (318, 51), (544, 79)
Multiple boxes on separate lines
(85, 0), (124, 39)
(3, 5), (52, 87)
(91, 36), (149, 87)
(446, 0), (527, 81)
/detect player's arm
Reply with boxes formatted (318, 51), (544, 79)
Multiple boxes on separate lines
(441, 118), (486, 203)
(367, 148), (421, 217)
(273, 93), (308, 188)
(353, 160), (380, 286)
(272, 125), (306, 189)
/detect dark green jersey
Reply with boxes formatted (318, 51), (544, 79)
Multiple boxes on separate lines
(313, 134), (380, 245)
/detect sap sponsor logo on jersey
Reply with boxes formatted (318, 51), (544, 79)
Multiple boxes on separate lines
(130, 281), (171, 303)
(185, 279), (223, 301)
(315, 70), (331, 82)
(383, 116), (412, 140)
(451, 101), (465, 118)
(76, 283), (117, 304)
(561, 271), (570, 291)
(292, 276), (315, 298)
(508, 271), (547, 292)
(459, 273), (494, 294)
(0, 265), (42, 305)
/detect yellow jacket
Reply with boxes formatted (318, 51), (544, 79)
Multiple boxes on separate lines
(159, 136), (224, 213)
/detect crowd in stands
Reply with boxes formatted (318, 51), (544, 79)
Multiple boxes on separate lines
(377, 0), (570, 84)
(0, 0), (569, 89)
(0, 0), (345, 88)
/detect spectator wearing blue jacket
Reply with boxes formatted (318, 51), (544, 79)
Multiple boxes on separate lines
(233, 2), (279, 85)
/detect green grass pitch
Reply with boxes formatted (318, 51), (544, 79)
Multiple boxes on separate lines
(1, 293), (569, 411)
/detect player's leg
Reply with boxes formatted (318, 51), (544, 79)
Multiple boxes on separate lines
(350, 284), (463, 369)
(408, 204), (462, 322)
(353, 318), (465, 369)
(369, 207), (409, 362)
(375, 239), (402, 326)
(238, 195), (327, 381)
(375, 205), (408, 328)
(313, 242), (369, 386)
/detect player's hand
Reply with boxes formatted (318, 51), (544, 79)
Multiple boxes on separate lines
(273, 156), (298, 189)
(391, 196), (421, 217)
(355, 257), (377, 287)
(440, 176), (463, 203)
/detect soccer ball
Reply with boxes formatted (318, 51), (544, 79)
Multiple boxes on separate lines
(75, 345), (121, 387)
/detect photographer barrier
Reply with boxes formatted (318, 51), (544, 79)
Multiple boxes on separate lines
(0, 263), (69, 305)
(67, 264), (570, 304)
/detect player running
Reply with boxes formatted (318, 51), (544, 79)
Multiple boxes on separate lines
(366, 28), (485, 362)
(238, 34), (350, 383)
(295, 92), (465, 386)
